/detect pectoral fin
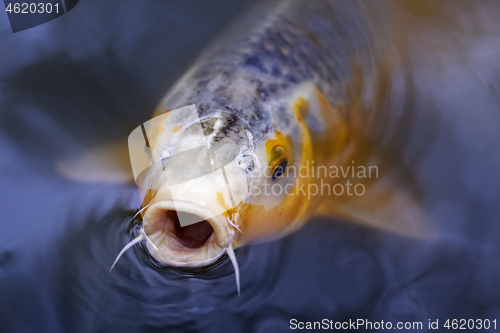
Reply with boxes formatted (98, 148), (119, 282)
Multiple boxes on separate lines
(56, 142), (134, 184)
(315, 145), (435, 240)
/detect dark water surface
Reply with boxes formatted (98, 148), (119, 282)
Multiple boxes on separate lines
(1, 1), (500, 332)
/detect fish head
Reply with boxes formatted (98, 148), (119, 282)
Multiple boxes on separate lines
(130, 95), (323, 267)
(132, 106), (259, 266)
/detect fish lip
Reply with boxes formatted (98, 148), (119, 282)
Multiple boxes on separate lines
(141, 200), (234, 267)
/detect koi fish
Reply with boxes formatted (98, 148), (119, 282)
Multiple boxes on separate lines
(107, 0), (440, 292)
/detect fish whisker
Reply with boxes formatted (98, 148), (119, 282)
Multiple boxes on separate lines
(226, 242), (240, 296)
(227, 214), (242, 234)
(109, 232), (145, 272)
(133, 204), (149, 219)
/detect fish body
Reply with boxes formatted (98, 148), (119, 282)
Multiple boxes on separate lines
(118, 0), (432, 273)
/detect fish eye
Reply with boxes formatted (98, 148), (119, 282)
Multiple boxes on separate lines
(272, 160), (288, 180)
(269, 145), (288, 180)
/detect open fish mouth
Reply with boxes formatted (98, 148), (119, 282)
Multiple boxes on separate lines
(141, 200), (233, 267)
(110, 200), (241, 294)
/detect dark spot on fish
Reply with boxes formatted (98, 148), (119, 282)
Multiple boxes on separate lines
(244, 55), (267, 73)
(285, 73), (299, 84)
(271, 66), (282, 77)
(267, 83), (279, 94)
(255, 81), (270, 100)
(213, 95), (229, 106)
(197, 79), (210, 89)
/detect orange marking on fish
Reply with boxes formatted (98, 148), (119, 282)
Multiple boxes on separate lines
(215, 191), (231, 218)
